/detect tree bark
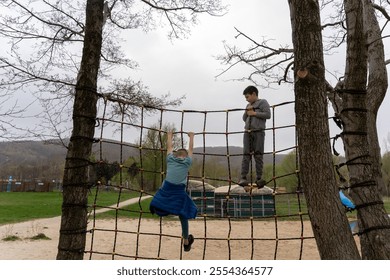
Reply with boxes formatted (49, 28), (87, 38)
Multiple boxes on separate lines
(288, 0), (360, 259)
(340, 0), (390, 259)
(364, 0), (387, 196)
(56, 0), (104, 260)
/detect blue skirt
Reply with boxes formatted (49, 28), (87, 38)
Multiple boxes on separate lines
(149, 180), (198, 219)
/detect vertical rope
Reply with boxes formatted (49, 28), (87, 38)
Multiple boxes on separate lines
(87, 179), (100, 260)
(201, 111), (208, 260)
(119, 103), (125, 186)
(295, 120), (305, 260)
(88, 96), (108, 259)
(271, 104), (279, 260)
(157, 109), (165, 259)
(111, 185), (123, 259)
(135, 106), (145, 259)
(157, 216), (163, 259)
(224, 110), (232, 260)
(225, 110), (233, 191)
(179, 109), (187, 259)
(98, 96), (108, 163)
(246, 108), (255, 260)
(158, 109), (165, 187)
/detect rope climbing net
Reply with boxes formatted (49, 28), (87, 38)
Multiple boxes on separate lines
(84, 94), (318, 260)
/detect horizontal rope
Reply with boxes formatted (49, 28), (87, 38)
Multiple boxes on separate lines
(336, 88), (367, 95)
(354, 200), (384, 210)
(61, 203), (89, 209)
(59, 228), (89, 235)
(358, 225), (390, 236)
(348, 180), (376, 190)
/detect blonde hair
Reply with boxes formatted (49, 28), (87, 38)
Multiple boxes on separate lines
(174, 148), (188, 158)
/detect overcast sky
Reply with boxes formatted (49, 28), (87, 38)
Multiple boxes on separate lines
(123, 0), (293, 111)
(110, 0), (295, 152)
(111, 0), (390, 154)
(4, 0), (390, 154)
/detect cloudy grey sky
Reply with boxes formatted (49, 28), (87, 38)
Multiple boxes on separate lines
(112, 0), (390, 154)
(3, 0), (389, 155)
(111, 0), (295, 152)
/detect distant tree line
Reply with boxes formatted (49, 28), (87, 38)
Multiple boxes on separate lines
(3, 133), (390, 197)
(0, 159), (64, 183)
(91, 125), (390, 196)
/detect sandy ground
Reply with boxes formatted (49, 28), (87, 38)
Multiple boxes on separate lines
(0, 194), (364, 260)
(0, 195), (338, 260)
(0, 208), (322, 260)
(84, 218), (321, 260)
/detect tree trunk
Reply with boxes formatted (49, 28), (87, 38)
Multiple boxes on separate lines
(340, 0), (390, 259)
(288, 0), (360, 259)
(56, 0), (104, 260)
(364, 0), (387, 196)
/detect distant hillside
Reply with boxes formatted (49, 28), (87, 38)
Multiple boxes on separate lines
(192, 146), (285, 173)
(0, 139), (138, 167)
(0, 140), (68, 180)
(92, 144), (286, 165)
(193, 146), (285, 165)
(0, 140), (67, 166)
(0, 140), (286, 166)
(0, 140), (286, 180)
(91, 140), (138, 162)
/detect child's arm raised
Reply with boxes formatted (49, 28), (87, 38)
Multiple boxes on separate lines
(167, 131), (174, 154)
(187, 132), (194, 157)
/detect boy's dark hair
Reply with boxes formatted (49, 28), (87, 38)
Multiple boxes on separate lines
(243, 85), (258, 96)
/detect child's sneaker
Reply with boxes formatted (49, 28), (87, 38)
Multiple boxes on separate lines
(184, 234), (194, 252)
(238, 179), (249, 187)
(256, 179), (266, 188)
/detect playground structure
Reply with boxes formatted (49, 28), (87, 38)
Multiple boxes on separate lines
(80, 96), (320, 260)
(189, 185), (275, 218)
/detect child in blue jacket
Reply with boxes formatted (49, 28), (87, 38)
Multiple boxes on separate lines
(149, 131), (197, 252)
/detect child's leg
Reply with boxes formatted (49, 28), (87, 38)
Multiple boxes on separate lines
(253, 131), (265, 180)
(240, 132), (251, 180)
(179, 215), (189, 244)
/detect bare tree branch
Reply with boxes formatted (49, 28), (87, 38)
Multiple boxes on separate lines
(216, 27), (293, 86)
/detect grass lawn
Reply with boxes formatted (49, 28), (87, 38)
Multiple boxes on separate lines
(1, 191), (389, 225)
(0, 190), (143, 225)
(274, 193), (309, 219)
(0, 192), (63, 225)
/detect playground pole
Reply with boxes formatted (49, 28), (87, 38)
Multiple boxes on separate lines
(6, 175), (12, 192)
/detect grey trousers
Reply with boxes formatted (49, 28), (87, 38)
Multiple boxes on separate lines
(240, 131), (265, 180)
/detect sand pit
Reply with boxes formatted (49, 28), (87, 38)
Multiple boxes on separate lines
(0, 215), (321, 260)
